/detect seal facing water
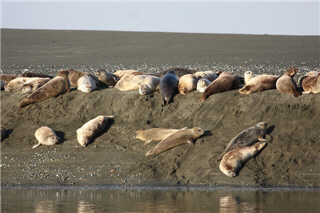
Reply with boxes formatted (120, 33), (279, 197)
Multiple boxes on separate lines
(33, 126), (60, 149)
(159, 70), (179, 106)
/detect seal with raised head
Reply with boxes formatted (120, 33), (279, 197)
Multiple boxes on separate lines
(18, 70), (70, 108)
(32, 126), (60, 149)
(276, 68), (301, 97)
(146, 127), (205, 156)
(134, 127), (187, 145)
(76, 115), (115, 147)
(77, 75), (97, 93)
(159, 70), (179, 106)
(219, 141), (267, 177)
(115, 74), (150, 91)
(178, 74), (198, 95)
(301, 73), (320, 94)
(19, 77), (51, 93)
(219, 122), (268, 161)
(196, 78), (211, 92)
(239, 74), (279, 95)
(95, 69), (119, 87)
(199, 72), (239, 101)
(139, 76), (160, 95)
(244, 71), (255, 85)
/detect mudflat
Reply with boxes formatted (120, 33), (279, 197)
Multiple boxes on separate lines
(1, 29), (319, 187)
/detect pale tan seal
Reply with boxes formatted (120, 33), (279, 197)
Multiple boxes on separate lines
(76, 115), (115, 147)
(95, 69), (119, 87)
(32, 126), (60, 149)
(244, 71), (255, 85)
(146, 127), (205, 156)
(77, 76), (97, 93)
(134, 127), (187, 145)
(0, 74), (18, 83)
(159, 70), (179, 106)
(276, 68), (301, 97)
(57, 69), (88, 88)
(113, 70), (144, 79)
(219, 122), (267, 161)
(199, 72), (239, 101)
(239, 74), (279, 95)
(18, 70), (70, 108)
(301, 73), (320, 94)
(18, 77), (51, 93)
(196, 78), (211, 92)
(4, 77), (31, 92)
(298, 71), (320, 86)
(139, 76), (160, 95)
(115, 74), (150, 91)
(219, 141), (267, 177)
(178, 74), (198, 94)
(0, 126), (6, 141)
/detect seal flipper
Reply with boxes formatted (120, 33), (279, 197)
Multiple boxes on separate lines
(32, 142), (41, 149)
(143, 139), (152, 146)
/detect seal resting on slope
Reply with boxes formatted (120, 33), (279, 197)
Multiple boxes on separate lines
(159, 70), (179, 106)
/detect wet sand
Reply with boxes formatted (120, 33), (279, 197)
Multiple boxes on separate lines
(1, 29), (319, 187)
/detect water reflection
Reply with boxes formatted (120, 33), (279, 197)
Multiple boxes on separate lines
(1, 186), (320, 213)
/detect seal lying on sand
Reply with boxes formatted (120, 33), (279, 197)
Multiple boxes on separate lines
(0, 74), (18, 83)
(113, 70), (144, 79)
(298, 71), (320, 85)
(219, 141), (267, 177)
(276, 68), (301, 97)
(199, 72), (239, 101)
(20, 72), (53, 78)
(219, 122), (268, 161)
(178, 74), (198, 94)
(4, 77), (32, 92)
(18, 70), (70, 108)
(139, 76), (160, 95)
(159, 70), (179, 106)
(146, 127), (205, 156)
(77, 76), (97, 93)
(154, 67), (198, 78)
(32, 126), (60, 149)
(18, 78), (51, 93)
(57, 69), (88, 88)
(194, 71), (218, 81)
(239, 74), (279, 95)
(115, 75), (150, 91)
(76, 115), (115, 147)
(197, 78), (211, 92)
(301, 73), (320, 94)
(134, 127), (187, 145)
(95, 69), (119, 87)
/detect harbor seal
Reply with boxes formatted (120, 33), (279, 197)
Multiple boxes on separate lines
(20, 72), (53, 78)
(77, 75), (97, 93)
(134, 127), (187, 145)
(196, 78), (211, 92)
(276, 68), (301, 97)
(1, 126), (6, 141)
(146, 127), (205, 156)
(115, 74), (150, 91)
(18, 77), (51, 93)
(301, 73), (320, 94)
(298, 71), (320, 85)
(18, 70), (70, 108)
(76, 115), (115, 147)
(4, 77), (39, 92)
(159, 70), (179, 106)
(219, 141), (267, 177)
(139, 76), (160, 95)
(95, 69), (119, 87)
(244, 71), (254, 85)
(239, 74), (279, 95)
(57, 69), (88, 88)
(32, 126), (60, 149)
(113, 70), (143, 79)
(155, 67), (198, 78)
(178, 74), (198, 94)
(199, 72), (239, 101)
(194, 71), (218, 81)
(0, 74), (18, 83)
(219, 122), (267, 161)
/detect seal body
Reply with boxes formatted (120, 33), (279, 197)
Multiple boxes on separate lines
(155, 67), (197, 78)
(95, 69), (119, 87)
(0, 74), (18, 84)
(178, 74), (198, 94)
(276, 68), (301, 97)
(219, 141), (267, 177)
(159, 70), (179, 106)
(194, 71), (218, 81)
(115, 75), (150, 91)
(19, 77), (51, 93)
(113, 70), (143, 79)
(4, 77), (31, 92)
(239, 74), (279, 95)
(219, 122), (268, 160)
(18, 71), (70, 108)
(301, 74), (320, 94)
(298, 71), (320, 85)
(196, 78), (211, 92)
(134, 127), (187, 145)
(77, 76), (97, 93)
(199, 73), (239, 101)
(57, 69), (89, 88)
(139, 76), (160, 95)
(33, 126), (60, 149)
(146, 127), (205, 156)
(76, 115), (115, 147)
(20, 72), (53, 78)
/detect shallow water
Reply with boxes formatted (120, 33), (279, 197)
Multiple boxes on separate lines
(1, 185), (320, 213)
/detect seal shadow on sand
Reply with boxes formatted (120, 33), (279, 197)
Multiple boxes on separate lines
(1, 129), (13, 141)
(86, 118), (115, 146)
(55, 130), (66, 145)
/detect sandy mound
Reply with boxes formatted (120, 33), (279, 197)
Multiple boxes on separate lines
(1, 85), (319, 187)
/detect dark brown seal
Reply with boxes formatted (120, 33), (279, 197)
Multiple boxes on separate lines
(20, 72), (53, 78)
(18, 70), (70, 108)
(0, 74), (18, 83)
(159, 70), (179, 106)
(199, 72), (239, 101)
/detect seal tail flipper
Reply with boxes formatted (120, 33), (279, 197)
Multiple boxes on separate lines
(32, 142), (41, 149)
(181, 127), (188, 130)
(18, 98), (30, 108)
(146, 147), (157, 156)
